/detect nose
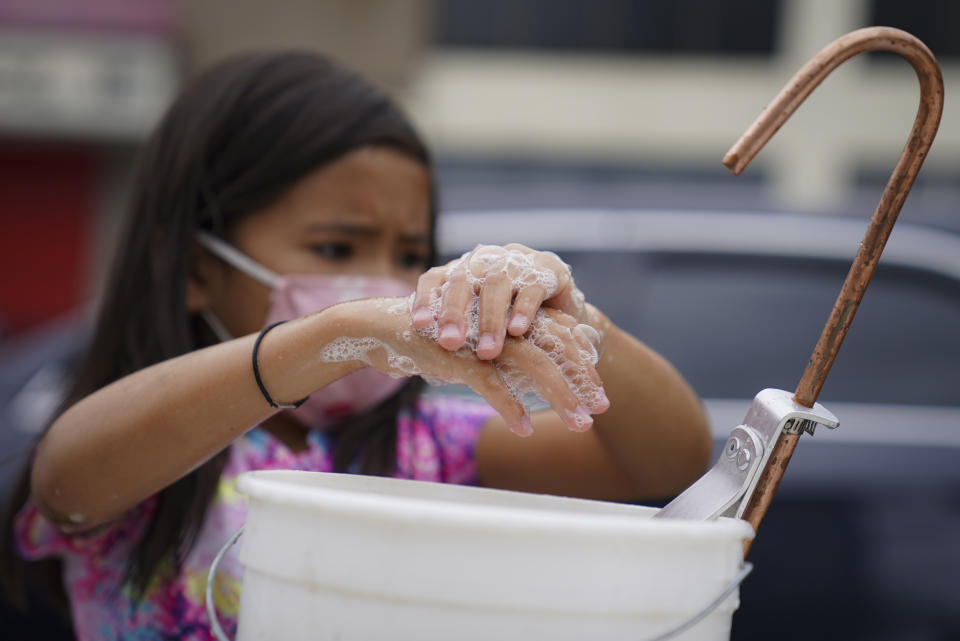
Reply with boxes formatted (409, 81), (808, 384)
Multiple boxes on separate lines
(367, 237), (402, 280)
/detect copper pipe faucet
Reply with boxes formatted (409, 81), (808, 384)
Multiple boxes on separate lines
(723, 26), (944, 550)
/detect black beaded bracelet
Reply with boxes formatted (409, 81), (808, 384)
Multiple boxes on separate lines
(252, 321), (309, 410)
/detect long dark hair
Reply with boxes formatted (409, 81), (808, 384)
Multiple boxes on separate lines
(2, 50), (436, 611)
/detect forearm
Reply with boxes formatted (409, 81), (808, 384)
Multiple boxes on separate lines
(588, 306), (712, 499)
(31, 307), (363, 531)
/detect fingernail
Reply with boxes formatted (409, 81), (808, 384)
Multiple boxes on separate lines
(439, 323), (460, 342)
(565, 406), (594, 432)
(514, 415), (534, 437)
(509, 313), (528, 334)
(596, 389), (610, 411)
(477, 333), (496, 355)
(412, 308), (433, 325)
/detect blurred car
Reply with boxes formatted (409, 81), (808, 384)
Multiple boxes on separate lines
(438, 208), (960, 641)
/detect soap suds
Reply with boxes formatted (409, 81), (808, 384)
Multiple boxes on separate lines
(321, 336), (422, 379)
(322, 248), (604, 433)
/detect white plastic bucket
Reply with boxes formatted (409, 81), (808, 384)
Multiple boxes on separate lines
(229, 470), (754, 641)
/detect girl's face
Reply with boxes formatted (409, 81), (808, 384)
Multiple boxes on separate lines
(191, 146), (432, 338)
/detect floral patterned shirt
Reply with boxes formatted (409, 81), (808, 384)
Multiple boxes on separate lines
(14, 395), (496, 640)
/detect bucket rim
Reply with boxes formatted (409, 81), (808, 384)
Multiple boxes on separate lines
(237, 470), (755, 541)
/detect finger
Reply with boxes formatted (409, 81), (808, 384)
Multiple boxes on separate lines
(534, 251), (585, 321)
(437, 268), (471, 350)
(573, 323), (602, 363)
(567, 346), (609, 414)
(463, 363), (533, 436)
(507, 285), (547, 336)
(412, 267), (447, 328)
(546, 285), (587, 322)
(537, 306), (578, 328)
(574, 320), (601, 345)
(476, 272), (513, 360)
(540, 325), (609, 414)
(466, 245), (508, 278)
(571, 329), (601, 376)
(501, 341), (595, 432)
(525, 309), (607, 412)
(377, 326), (534, 437)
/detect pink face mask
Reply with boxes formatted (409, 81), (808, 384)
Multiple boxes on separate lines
(195, 232), (413, 430)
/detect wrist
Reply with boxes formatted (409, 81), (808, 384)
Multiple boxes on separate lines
(257, 304), (372, 402)
(322, 296), (409, 338)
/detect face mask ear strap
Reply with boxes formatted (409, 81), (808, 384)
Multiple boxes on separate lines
(195, 230), (279, 288)
(200, 309), (235, 343)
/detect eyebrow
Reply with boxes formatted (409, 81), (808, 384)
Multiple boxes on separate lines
(307, 222), (429, 244)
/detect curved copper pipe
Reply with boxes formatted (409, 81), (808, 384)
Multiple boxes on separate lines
(724, 27), (944, 552)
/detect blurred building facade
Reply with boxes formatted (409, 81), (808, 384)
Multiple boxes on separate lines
(0, 0), (178, 334)
(412, 0), (959, 221)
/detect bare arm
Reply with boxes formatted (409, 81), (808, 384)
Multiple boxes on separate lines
(476, 305), (712, 501)
(31, 307), (362, 532)
(588, 306), (712, 495)
(32, 298), (608, 532)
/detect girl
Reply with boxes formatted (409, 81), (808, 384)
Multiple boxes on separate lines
(1, 51), (710, 640)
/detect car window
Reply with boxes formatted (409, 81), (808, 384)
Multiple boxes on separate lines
(556, 251), (960, 406)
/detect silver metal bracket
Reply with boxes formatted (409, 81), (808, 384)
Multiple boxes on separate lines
(653, 388), (838, 521)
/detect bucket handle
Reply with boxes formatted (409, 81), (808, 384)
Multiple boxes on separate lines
(205, 524), (752, 641)
(644, 562), (753, 641)
(206, 525), (244, 641)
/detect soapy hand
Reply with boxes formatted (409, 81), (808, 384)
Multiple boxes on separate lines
(410, 244), (588, 360)
(322, 298), (608, 436)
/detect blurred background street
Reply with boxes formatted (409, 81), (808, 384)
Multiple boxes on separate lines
(1, 1), (959, 640)
(2, 0), (960, 332)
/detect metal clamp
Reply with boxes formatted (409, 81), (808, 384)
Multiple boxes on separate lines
(654, 389), (838, 521)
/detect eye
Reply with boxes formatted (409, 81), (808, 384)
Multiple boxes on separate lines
(396, 250), (429, 269)
(310, 242), (354, 261)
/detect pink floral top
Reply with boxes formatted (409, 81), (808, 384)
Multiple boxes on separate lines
(14, 395), (495, 641)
